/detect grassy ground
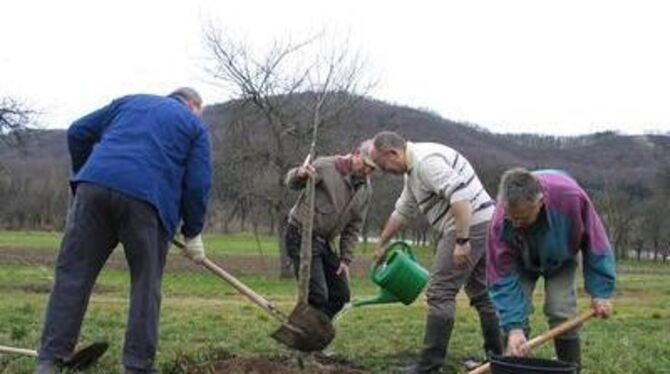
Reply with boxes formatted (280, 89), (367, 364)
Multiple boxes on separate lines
(0, 231), (431, 258)
(0, 231), (280, 256)
(0, 232), (669, 373)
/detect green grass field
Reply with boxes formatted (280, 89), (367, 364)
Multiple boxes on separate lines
(0, 231), (429, 257)
(0, 231), (281, 256)
(0, 231), (669, 373)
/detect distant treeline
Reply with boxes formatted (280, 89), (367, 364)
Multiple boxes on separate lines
(1, 95), (668, 262)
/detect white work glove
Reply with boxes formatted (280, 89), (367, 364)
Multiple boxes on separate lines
(181, 234), (206, 263)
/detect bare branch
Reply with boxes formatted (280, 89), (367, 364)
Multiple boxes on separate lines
(0, 97), (35, 148)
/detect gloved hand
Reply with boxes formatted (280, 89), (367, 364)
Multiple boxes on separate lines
(181, 234), (206, 263)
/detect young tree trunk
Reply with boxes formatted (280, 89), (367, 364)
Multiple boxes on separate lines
(277, 208), (293, 279)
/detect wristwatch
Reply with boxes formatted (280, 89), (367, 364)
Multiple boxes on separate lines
(455, 237), (470, 245)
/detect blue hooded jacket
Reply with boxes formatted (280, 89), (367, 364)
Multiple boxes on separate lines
(67, 94), (212, 239)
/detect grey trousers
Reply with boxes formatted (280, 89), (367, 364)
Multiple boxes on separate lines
(38, 183), (169, 372)
(285, 223), (350, 319)
(518, 260), (579, 338)
(425, 221), (497, 318)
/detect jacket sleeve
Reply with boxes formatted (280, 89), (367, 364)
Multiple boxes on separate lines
(338, 188), (371, 264)
(285, 158), (323, 190)
(487, 203), (531, 332)
(67, 99), (119, 174)
(180, 124), (213, 238)
(578, 194), (616, 299)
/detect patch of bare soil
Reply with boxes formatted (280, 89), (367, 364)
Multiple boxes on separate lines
(211, 355), (364, 374)
(167, 350), (364, 374)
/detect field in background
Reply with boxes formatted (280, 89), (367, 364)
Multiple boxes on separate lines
(0, 231), (669, 373)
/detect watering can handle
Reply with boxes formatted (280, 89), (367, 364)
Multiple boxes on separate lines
(369, 241), (418, 277)
(393, 241), (418, 261)
(383, 241), (418, 262)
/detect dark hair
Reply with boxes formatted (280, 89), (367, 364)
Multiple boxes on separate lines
(373, 131), (406, 151)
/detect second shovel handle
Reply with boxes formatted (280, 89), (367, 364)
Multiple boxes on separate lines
(0, 345), (37, 357)
(525, 309), (595, 349)
(468, 309), (596, 374)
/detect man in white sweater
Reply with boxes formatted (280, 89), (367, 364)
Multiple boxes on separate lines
(371, 131), (501, 373)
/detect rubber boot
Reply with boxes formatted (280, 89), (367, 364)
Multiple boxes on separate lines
(479, 313), (503, 357)
(406, 315), (455, 374)
(35, 361), (59, 374)
(123, 366), (157, 374)
(554, 337), (581, 373)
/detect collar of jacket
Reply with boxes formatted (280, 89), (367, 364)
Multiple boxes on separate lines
(501, 200), (552, 242)
(335, 155), (352, 174)
(335, 155), (368, 189)
(405, 141), (416, 174)
(167, 94), (188, 107)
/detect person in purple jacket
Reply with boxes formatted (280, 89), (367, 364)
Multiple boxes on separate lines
(36, 88), (212, 374)
(487, 168), (616, 372)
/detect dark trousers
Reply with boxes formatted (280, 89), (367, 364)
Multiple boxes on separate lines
(38, 183), (169, 372)
(285, 223), (350, 318)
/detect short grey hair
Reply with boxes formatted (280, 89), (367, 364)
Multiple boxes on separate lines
(355, 139), (378, 168)
(168, 87), (202, 106)
(498, 167), (543, 205)
(373, 131), (406, 151)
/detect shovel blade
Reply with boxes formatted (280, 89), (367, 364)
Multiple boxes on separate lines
(271, 303), (335, 351)
(60, 341), (109, 371)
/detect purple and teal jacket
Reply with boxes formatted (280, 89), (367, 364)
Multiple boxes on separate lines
(487, 170), (616, 331)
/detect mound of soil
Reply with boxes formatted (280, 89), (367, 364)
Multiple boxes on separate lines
(169, 351), (364, 374)
(212, 355), (363, 373)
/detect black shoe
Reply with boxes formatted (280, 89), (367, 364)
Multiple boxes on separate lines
(461, 356), (484, 371)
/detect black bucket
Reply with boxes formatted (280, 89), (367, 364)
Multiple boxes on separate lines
(490, 356), (576, 374)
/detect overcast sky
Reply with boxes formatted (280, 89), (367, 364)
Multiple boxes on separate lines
(1, 0), (669, 135)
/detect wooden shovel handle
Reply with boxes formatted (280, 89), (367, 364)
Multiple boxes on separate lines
(468, 310), (596, 374)
(172, 240), (289, 324)
(201, 259), (271, 310)
(0, 345), (37, 357)
(525, 309), (595, 349)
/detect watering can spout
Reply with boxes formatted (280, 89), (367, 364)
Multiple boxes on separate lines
(351, 288), (400, 307)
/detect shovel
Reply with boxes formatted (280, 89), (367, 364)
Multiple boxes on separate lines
(468, 310), (596, 374)
(0, 341), (108, 371)
(172, 240), (334, 351)
(271, 155), (336, 351)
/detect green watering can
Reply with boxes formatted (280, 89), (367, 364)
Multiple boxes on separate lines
(352, 241), (429, 307)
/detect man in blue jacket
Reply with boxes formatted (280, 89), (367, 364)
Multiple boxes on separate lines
(36, 88), (212, 374)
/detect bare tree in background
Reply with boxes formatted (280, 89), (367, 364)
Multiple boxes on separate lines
(645, 165), (670, 261)
(0, 96), (34, 148)
(203, 26), (375, 277)
(595, 182), (638, 260)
